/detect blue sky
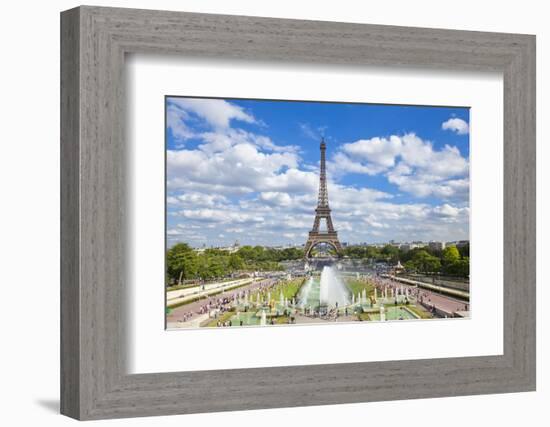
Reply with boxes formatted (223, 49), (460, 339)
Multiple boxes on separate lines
(166, 97), (470, 248)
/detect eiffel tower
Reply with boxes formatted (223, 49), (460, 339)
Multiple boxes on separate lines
(304, 138), (343, 258)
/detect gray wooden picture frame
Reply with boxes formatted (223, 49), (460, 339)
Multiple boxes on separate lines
(60, 5), (536, 420)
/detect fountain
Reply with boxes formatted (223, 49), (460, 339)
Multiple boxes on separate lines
(298, 277), (314, 308)
(279, 291), (284, 307)
(380, 305), (386, 321)
(319, 266), (350, 308)
(260, 309), (267, 326)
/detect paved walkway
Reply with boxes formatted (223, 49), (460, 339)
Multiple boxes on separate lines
(167, 312), (210, 329)
(371, 276), (469, 317)
(416, 289), (469, 315)
(386, 274), (469, 299)
(292, 313), (357, 324)
(166, 278), (276, 327)
(293, 314), (326, 324)
(167, 278), (256, 307)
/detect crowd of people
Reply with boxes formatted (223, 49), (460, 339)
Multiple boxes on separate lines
(371, 274), (469, 316)
(172, 273), (469, 326)
(175, 279), (278, 324)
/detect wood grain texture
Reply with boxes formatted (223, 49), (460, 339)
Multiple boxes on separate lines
(60, 7), (80, 419)
(60, 5), (536, 420)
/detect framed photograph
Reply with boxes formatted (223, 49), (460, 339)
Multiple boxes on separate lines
(164, 96), (471, 330)
(61, 6), (536, 420)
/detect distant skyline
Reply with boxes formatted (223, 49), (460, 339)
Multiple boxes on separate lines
(166, 97), (470, 248)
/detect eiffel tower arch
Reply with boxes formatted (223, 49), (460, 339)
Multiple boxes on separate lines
(304, 138), (343, 258)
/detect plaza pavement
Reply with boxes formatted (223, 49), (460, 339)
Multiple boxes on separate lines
(167, 278), (257, 308)
(166, 278), (276, 327)
(374, 276), (469, 317)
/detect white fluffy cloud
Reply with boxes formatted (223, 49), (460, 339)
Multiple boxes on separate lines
(167, 192), (228, 208)
(431, 203), (469, 220)
(341, 136), (402, 171)
(259, 192), (293, 207)
(331, 152), (378, 175)
(167, 143), (306, 195)
(332, 133), (469, 200)
(168, 167), (469, 246)
(178, 208), (265, 224)
(168, 183), (469, 246)
(442, 117), (469, 135)
(169, 97), (256, 129)
(166, 104), (193, 142)
(199, 128), (299, 154)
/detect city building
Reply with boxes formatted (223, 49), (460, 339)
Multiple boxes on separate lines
(428, 241), (446, 251)
(400, 242), (428, 251)
(193, 240), (240, 254)
(445, 240), (469, 248)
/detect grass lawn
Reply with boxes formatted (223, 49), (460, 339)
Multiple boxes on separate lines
(269, 278), (305, 301)
(275, 315), (291, 325)
(204, 310), (235, 327)
(345, 278), (374, 298)
(166, 283), (198, 292)
(357, 304), (431, 321)
(167, 277), (237, 292)
(405, 304), (433, 319)
(357, 312), (373, 321)
(167, 280), (253, 309)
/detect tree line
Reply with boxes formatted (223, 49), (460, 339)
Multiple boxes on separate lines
(166, 243), (304, 285)
(343, 243), (469, 278)
(167, 241), (469, 284)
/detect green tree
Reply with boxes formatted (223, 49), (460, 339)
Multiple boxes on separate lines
(228, 254), (245, 270)
(207, 256), (225, 278)
(166, 243), (198, 284)
(445, 257), (470, 278)
(442, 245), (460, 265)
(280, 247), (304, 260)
(410, 250), (441, 274)
(404, 260), (417, 272)
(442, 245), (465, 276)
(366, 246), (382, 260)
(167, 241), (304, 281)
(381, 244), (400, 262)
(458, 243), (470, 258)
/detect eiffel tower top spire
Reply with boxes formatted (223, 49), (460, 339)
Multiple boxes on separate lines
(317, 137), (329, 208)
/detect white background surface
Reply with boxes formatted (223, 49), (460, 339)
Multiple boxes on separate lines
(128, 56), (503, 373)
(0, 0), (547, 426)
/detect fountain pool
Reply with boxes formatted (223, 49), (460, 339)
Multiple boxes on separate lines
(368, 306), (418, 321)
(298, 266), (350, 309)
